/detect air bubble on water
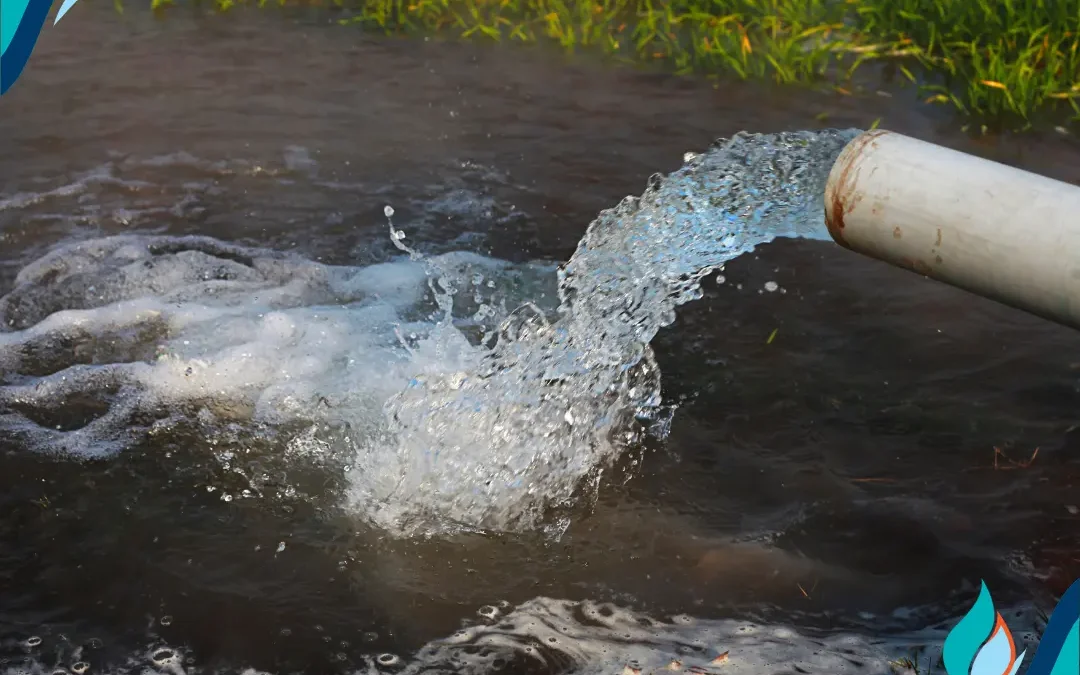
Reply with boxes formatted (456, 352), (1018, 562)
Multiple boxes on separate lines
(159, 616), (172, 626)
(70, 663), (89, 674)
(376, 653), (400, 666)
(478, 605), (500, 619)
(276, 542), (286, 553)
(764, 281), (779, 292)
(383, 205), (394, 218)
(150, 649), (178, 667)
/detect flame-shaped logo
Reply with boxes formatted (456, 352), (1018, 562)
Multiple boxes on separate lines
(944, 579), (1080, 675)
(1, 0), (82, 95)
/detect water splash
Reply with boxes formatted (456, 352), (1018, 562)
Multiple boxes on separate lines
(351, 129), (859, 536)
(0, 130), (859, 537)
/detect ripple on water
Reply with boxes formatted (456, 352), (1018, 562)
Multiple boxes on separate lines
(0, 596), (1047, 675)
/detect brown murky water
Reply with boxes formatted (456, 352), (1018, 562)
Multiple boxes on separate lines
(1, 4), (1078, 674)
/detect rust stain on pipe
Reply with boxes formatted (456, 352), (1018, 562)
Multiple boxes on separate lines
(825, 129), (888, 250)
(899, 257), (933, 276)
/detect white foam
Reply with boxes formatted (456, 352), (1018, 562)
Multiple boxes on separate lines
(0, 235), (558, 471)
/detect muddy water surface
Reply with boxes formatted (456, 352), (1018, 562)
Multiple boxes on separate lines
(1, 4), (1078, 674)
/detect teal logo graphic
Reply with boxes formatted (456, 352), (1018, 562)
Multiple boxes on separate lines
(944, 578), (1079, 675)
(1, 0), (83, 95)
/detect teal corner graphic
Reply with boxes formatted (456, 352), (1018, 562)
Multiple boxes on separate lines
(944, 579), (1079, 675)
(1, 0), (83, 95)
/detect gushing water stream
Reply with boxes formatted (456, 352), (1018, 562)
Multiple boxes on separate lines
(354, 129), (859, 536)
(0, 129), (858, 539)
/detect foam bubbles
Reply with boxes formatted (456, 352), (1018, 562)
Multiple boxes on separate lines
(0, 233), (555, 489)
(148, 649), (179, 669)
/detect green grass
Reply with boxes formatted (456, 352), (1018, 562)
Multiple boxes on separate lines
(139, 0), (1080, 130)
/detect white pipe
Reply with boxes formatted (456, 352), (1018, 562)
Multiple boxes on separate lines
(824, 129), (1080, 330)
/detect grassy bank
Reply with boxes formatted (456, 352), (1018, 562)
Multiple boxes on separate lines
(146, 0), (1080, 129)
